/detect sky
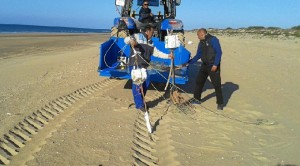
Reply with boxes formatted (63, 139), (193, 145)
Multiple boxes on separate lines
(0, 0), (299, 30)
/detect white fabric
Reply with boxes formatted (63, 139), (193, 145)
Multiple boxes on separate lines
(133, 33), (169, 59)
(124, 36), (131, 44)
(165, 35), (180, 49)
(131, 67), (147, 85)
(144, 112), (152, 133)
(153, 47), (169, 59)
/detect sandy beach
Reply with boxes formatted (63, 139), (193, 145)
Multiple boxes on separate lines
(0, 32), (299, 165)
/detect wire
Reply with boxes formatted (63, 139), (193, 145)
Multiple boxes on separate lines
(129, 44), (277, 126)
(103, 37), (128, 69)
(116, 5), (122, 17)
(105, 34), (275, 126)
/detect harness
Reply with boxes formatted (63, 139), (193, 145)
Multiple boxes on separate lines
(130, 32), (152, 85)
(130, 43), (148, 85)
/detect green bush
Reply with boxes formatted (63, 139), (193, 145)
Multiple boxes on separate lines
(291, 25), (300, 30)
(246, 26), (265, 30)
(267, 27), (281, 30)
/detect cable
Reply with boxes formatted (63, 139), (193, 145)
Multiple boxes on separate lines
(129, 44), (277, 126)
(111, 35), (277, 126)
(103, 37), (128, 69)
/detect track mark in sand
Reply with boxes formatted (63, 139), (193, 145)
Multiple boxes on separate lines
(153, 112), (181, 166)
(0, 78), (119, 165)
(131, 91), (164, 166)
(132, 112), (159, 166)
(131, 90), (180, 166)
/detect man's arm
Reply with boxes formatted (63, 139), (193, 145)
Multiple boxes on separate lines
(153, 47), (171, 59)
(124, 36), (137, 47)
(188, 42), (202, 64)
(211, 37), (222, 66)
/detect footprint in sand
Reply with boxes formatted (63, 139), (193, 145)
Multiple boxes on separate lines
(251, 151), (271, 163)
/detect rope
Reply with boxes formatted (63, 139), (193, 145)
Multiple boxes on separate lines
(140, 85), (148, 112)
(105, 35), (277, 126)
(103, 38), (128, 68)
(193, 102), (277, 126)
(129, 44), (277, 126)
(164, 61), (173, 90)
(115, 5), (122, 17)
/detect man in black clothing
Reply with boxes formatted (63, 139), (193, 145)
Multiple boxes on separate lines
(184, 28), (224, 110)
(138, 0), (154, 23)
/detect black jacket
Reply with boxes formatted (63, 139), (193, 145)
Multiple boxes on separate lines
(139, 7), (153, 23)
(129, 43), (154, 68)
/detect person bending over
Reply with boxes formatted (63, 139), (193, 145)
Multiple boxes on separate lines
(125, 25), (173, 112)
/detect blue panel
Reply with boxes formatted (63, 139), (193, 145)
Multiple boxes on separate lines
(99, 37), (131, 70)
(98, 37), (190, 84)
(99, 39), (115, 70)
(137, 0), (159, 6)
(151, 37), (190, 66)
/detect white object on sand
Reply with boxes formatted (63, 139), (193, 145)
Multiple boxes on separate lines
(187, 40), (193, 45)
(144, 112), (152, 133)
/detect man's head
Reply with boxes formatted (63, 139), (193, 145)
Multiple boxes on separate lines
(197, 28), (207, 40)
(143, 25), (154, 39)
(142, 0), (149, 9)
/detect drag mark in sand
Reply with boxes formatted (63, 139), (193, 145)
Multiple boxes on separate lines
(153, 113), (181, 166)
(0, 78), (119, 165)
(132, 112), (159, 166)
(131, 91), (164, 166)
(132, 89), (181, 166)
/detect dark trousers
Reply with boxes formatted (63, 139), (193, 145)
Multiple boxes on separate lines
(194, 65), (224, 105)
(132, 77), (150, 109)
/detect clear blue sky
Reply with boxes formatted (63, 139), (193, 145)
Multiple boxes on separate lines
(0, 0), (299, 30)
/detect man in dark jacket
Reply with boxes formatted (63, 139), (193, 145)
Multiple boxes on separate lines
(185, 28), (224, 110)
(138, 0), (154, 23)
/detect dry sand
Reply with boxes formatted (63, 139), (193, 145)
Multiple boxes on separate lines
(0, 32), (299, 165)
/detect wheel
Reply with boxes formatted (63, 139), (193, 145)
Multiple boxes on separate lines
(111, 27), (129, 38)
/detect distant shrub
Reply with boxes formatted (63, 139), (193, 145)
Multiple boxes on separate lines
(247, 26), (265, 30)
(294, 30), (300, 37)
(225, 27), (233, 30)
(267, 26), (281, 30)
(291, 25), (300, 30)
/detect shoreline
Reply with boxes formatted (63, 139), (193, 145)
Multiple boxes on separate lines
(0, 33), (110, 60)
(0, 32), (110, 37)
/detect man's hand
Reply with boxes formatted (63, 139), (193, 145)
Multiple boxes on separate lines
(211, 65), (218, 72)
(130, 40), (137, 47)
(182, 63), (189, 67)
(168, 53), (174, 59)
(125, 36), (137, 46)
(130, 37), (137, 47)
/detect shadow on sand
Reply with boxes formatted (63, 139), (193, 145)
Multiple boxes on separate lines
(122, 62), (239, 107)
(175, 62), (239, 106)
(123, 79), (170, 109)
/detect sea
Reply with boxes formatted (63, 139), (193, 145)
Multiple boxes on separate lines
(0, 24), (110, 33)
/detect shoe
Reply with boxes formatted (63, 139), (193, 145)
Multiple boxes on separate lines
(190, 99), (202, 105)
(217, 104), (224, 110)
(139, 107), (147, 112)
